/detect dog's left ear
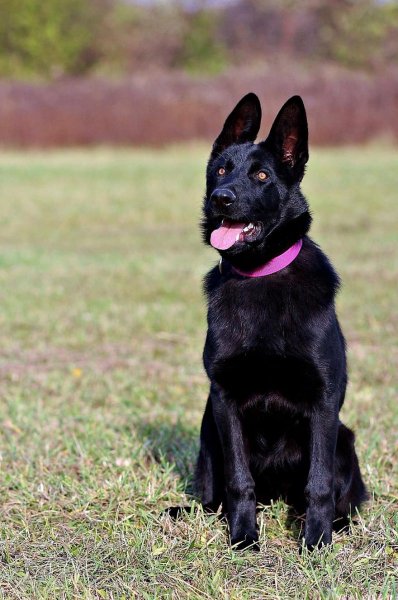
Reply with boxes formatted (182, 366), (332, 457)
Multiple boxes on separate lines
(210, 93), (262, 159)
(265, 96), (308, 180)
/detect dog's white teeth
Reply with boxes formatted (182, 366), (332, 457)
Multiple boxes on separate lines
(235, 233), (241, 242)
(243, 223), (255, 233)
(221, 219), (225, 225)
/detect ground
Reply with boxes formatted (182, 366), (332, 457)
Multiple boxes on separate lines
(0, 146), (397, 599)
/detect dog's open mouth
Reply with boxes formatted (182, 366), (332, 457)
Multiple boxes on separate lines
(210, 219), (262, 250)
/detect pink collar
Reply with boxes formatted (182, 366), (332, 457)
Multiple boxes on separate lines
(231, 239), (303, 278)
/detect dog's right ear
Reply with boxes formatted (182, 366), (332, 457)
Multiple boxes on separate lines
(210, 93), (262, 159)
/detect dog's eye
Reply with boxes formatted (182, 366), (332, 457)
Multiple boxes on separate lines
(217, 167), (226, 176)
(257, 171), (268, 181)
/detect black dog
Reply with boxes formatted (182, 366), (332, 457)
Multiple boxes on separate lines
(192, 93), (367, 551)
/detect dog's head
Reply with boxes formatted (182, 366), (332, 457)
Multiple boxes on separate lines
(202, 93), (312, 269)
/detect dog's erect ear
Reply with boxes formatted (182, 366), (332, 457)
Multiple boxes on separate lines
(265, 96), (308, 179)
(211, 93), (262, 158)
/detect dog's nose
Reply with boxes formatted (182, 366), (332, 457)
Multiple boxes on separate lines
(210, 188), (236, 209)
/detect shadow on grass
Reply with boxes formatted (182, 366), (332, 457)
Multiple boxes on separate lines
(136, 420), (199, 495)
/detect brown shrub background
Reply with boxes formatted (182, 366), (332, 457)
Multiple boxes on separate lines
(1, 66), (397, 148)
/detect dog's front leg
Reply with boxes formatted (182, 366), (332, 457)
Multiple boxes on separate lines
(304, 398), (339, 550)
(211, 382), (258, 550)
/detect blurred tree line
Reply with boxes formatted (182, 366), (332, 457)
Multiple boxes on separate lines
(0, 0), (397, 78)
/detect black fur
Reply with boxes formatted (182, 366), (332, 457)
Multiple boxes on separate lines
(193, 93), (367, 551)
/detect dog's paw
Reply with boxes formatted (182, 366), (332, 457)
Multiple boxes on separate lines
(162, 506), (192, 519)
(302, 512), (333, 552)
(231, 531), (260, 552)
(300, 528), (332, 552)
(300, 539), (330, 553)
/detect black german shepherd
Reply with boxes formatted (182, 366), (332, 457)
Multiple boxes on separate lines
(193, 93), (367, 551)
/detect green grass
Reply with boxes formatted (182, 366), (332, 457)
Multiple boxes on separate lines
(0, 145), (397, 599)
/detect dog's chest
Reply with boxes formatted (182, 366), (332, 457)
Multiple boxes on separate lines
(208, 278), (298, 355)
(205, 277), (325, 406)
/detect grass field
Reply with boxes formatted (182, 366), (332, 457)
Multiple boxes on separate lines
(0, 146), (397, 599)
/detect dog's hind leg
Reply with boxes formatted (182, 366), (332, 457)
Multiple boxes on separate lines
(194, 395), (224, 513)
(333, 422), (368, 531)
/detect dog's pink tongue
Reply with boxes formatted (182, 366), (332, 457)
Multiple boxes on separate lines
(210, 221), (245, 250)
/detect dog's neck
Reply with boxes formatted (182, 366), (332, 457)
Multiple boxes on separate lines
(225, 239), (303, 278)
